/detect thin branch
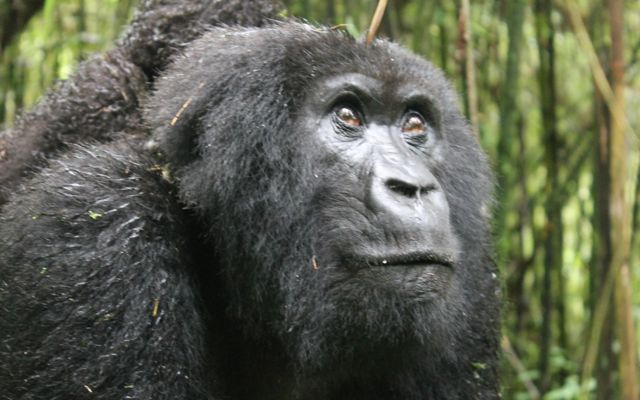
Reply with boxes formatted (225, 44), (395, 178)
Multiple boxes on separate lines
(366, 0), (389, 44)
(458, 0), (478, 133)
(502, 336), (541, 400)
(557, 0), (636, 139)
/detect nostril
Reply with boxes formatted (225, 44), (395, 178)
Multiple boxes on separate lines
(385, 179), (419, 198)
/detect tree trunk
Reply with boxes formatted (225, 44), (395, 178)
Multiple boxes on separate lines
(411, 0), (434, 54)
(561, 2), (618, 395)
(456, 0), (478, 133)
(534, 0), (562, 393)
(608, 0), (639, 398)
(512, 117), (532, 345)
(437, 7), (449, 74)
(495, 0), (526, 258)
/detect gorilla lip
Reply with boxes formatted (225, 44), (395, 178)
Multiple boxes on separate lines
(351, 251), (454, 292)
(354, 251), (454, 270)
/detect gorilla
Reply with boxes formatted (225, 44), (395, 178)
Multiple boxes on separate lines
(0, 21), (500, 400)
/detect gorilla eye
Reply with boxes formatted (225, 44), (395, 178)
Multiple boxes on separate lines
(335, 106), (363, 128)
(402, 112), (427, 135)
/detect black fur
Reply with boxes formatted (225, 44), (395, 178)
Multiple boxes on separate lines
(0, 0), (280, 205)
(0, 22), (500, 399)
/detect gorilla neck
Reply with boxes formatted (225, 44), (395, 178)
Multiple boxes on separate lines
(218, 328), (460, 400)
(209, 268), (463, 399)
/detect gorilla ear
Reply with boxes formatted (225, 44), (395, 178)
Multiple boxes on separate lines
(145, 81), (207, 168)
(145, 26), (293, 170)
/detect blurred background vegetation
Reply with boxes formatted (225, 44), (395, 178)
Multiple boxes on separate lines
(1, 0), (639, 399)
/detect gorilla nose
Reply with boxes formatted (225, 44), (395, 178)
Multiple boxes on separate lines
(384, 178), (436, 200)
(368, 157), (446, 222)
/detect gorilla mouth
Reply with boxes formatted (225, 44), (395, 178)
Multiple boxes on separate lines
(344, 251), (455, 281)
(350, 251), (454, 294)
(352, 252), (454, 301)
(365, 251), (454, 269)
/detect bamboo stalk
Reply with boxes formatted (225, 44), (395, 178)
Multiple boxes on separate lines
(366, 0), (388, 44)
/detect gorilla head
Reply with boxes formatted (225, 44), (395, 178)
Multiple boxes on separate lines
(146, 22), (500, 398)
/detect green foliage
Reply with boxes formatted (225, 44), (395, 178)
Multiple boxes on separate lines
(0, 0), (137, 126)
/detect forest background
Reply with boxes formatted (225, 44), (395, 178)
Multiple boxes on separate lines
(1, 0), (639, 399)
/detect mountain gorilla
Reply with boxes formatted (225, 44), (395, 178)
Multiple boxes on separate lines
(0, 22), (500, 400)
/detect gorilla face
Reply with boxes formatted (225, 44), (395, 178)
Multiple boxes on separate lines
(278, 69), (468, 372)
(305, 71), (459, 295)
(148, 22), (498, 391)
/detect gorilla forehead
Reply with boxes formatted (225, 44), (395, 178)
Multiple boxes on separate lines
(165, 21), (456, 112)
(279, 27), (450, 90)
(282, 25), (458, 115)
